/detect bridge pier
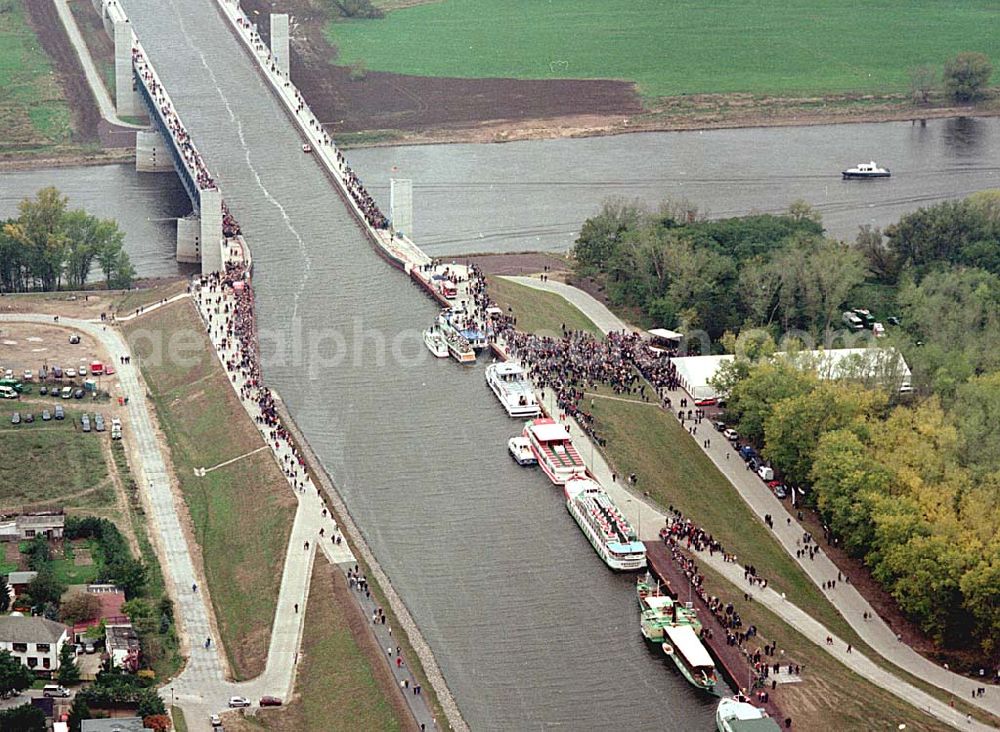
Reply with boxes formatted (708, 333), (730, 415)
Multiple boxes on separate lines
(135, 129), (174, 172)
(176, 215), (202, 264)
(270, 14), (290, 78)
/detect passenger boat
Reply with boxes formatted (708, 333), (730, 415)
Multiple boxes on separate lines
(444, 330), (476, 364)
(423, 326), (449, 358)
(438, 310), (488, 351)
(716, 696), (780, 732)
(485, 362), (540, 417)
(564, 478), (647, 571)
(636, 575), (702, 642)
(507, 436), (537, 466)
(523, 417), (586, 484)
(662, 624), (718, 693)
(841, 160), (890, 179)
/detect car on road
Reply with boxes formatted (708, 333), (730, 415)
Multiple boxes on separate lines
(723, 428), (739, 441)
(94, 414), (105, 432)
(259, 696), (282, 707)
(694, 397), (717, 407)
(68, 334), (80, 344)
(41, 410), (51, 421)
(228, 696), (251, 708)
(54, 405), (64, 420)
(10, 412), (20, 425)
(42, 684), (71, 698)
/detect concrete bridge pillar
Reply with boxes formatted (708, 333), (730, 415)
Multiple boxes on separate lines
(135, 129), (174, 172)
(113, 20), (143, 118)
(390, 178), (413, 238)
(270, 13), (290, 78)
(198, 188), (224, 274)
(176, 215), (202, 264)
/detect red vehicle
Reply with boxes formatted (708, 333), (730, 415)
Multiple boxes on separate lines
(90, 361), (104, 376)
(259, 696), (283, 707)
(694, 397), (717, 407)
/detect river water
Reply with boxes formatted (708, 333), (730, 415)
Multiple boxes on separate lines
(7, 5), (997, 725)
(0, 164), (192, 278)
(350, 116), (1000, 255)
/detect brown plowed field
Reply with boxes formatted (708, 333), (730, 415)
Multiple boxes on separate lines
(241, 0), (641, 136)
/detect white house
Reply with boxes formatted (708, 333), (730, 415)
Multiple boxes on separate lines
(0, 615), (70, 676)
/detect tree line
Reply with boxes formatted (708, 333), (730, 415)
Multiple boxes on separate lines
(0, 187), (135, 292)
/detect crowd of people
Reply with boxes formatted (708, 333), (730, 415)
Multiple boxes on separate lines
(132, 47), (216, 192)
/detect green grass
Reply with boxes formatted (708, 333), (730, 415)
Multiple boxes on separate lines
(0, 404), (110, 509)
(50, 539), (101, 586)
(124, 300), (296, 680)
(171, 706), (188, 732)
(0, 0), (74, 155)
(329, 0), (1000, 98)
(112, 279), (188, 315)
(489, 277), (602, 337)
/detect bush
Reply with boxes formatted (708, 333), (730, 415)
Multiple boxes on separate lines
(65, 517), (146, 597)
(331, 0), (383, 19)
(944, 52), (993, 102)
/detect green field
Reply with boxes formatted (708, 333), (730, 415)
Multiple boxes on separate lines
(124, 300), (296, 680)
(489, 277), (601, 337)
(0, 0), (73, 155)
(330, 0), (999, 98)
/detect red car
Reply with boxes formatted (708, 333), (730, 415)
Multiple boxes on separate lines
(694, 398), (718, 407)
(259, 696), (283, 707)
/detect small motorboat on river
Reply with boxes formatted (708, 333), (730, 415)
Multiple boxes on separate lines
(842, 160), (890, 179)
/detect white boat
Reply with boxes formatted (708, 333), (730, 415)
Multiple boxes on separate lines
(444, 330), (476, 364)
(486, 362), (540, 417)
(438, 310), (488, 351)
(662, 624), (718, 692)
(842, 160), (890, 179)
(507, 436), (537, 466)
(523, 418), (586, 485)
(564, 477), (646, 571)
(716, 696), (780, 732)
(423, 327), (449, 358)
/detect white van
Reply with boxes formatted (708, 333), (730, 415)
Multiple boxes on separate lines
(0, 386), (17, 400)
(42, 684), (70, 697)
(757, 465), (775, 481)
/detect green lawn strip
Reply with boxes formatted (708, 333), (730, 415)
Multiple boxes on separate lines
(696, 562), (991, 731)
(329, 0), (999, 98)
(171, 705), (188, 732)
(488, 277), (602, 337)
(0, 0), (74, 153)
(51, 538), (101, 586)
(124, 301), (295, 680)
(112, 279), (188, 315)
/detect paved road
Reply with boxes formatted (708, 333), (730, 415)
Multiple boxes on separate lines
(52, 0), (144, 129)
(491, 284), (997, 730)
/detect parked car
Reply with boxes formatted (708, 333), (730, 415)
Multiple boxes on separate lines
(22, 369), (33, 381)
(723, 428), (739, 441)
(23, 413), (33, 424)
(66, 368), (77, 379)
(42, 684), (71, 698)
(887, 315), (901, 326)
(259, 696), (282, 707)
(73, 389), (84, 399)
(61, 386), (73, 399)
(228, 696), (251, 708)
(757, 465), (775, 481)
(841, 311), (864, 331)
(54, 405), (64, 420)
(39, 386), (48, 396)
(772, 484), (788, 499)
(3, 369), (11, 379)
(10, 412), (20, 425)
(41, 410), (51, 421)
(68, 334), (80, 344)
(84, 641), (96, 654)
(210, 714), (222, 727)
(748, 456), (761, 471)
(52, 366), (63, 379)
(739, 445), (757, 462)
(94, 414), (105, 432)
(694, 397), (718, 407)
(713, 420), (726, 432)
(81, 415), (91, 433)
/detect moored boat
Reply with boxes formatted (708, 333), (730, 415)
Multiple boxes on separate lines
(445, 330), (476, 364)
(523, 417), (586, 484)
(423, 326), (449, 358)
(438, 310), (488, 351)
(564, 477), (647, 571)
(716, 696), (781, 732)
(842, 160), (890, 179)
(507, 436), (537, 466)
(486, 362), (540, 417)
(662, 624), (718, 693)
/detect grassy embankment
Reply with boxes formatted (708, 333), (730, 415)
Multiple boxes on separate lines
(0, 0), (75, 157)
(489, 276), (998, 728)
(333, 0), (999, 100)
(124, 299), (296, 680)
(222, 559), (409, 732)
(488, 276), (602, 337)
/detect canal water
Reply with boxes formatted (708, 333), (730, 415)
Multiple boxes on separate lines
(348, 116), (1000, 256)
(0, 164), (192, 279)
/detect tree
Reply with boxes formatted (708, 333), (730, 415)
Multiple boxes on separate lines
(572, 198), (647, 271)
(26, 568), (66, 607)
(953, 372), (1000, 470)
(854, 225), (900, 283)
(0, 703), (46, 731)
(143, 714), (172, 731)
(943, 52), (993, 103)
(909, 64), (937, 104)
(22, 535), (51, 571)
(0, 650), (33, 697)
(60, 593), (102, 626)
(722, 360), (816, 443)
(0, 577), (9, 613)
(58, 642), (80, 686)
(67, 695), (91, 732)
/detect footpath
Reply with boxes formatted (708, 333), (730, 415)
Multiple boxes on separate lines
(488, 276), (996, 730)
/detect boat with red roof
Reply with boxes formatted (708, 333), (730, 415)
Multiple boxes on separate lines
(523, 417), (586, 484)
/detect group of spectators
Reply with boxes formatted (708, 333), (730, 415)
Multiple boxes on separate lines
(132, 47), (216, 191)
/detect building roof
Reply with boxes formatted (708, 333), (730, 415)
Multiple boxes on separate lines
(81, 719), (152, 732)
(16, 512), (65, 528)
(648, 328), (684, 341)
(106, 625), (140, 651)
(0, 615), (68, 644)
(8, 571), (37, 585)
